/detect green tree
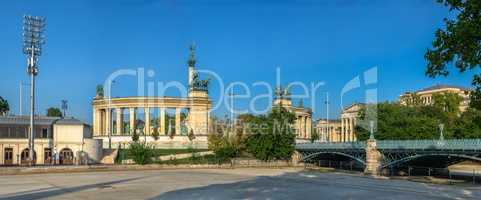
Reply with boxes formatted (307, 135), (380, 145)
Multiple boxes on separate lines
(245, 107), (296, 161)
(46, 107), (63, 117)
(128, 142), (154, 165)
(310, 127), (319, 143)
(356, 102), (444, 140)
(432, 92), (463, 117)
(131, 123), (139, 142)
(451, 108), (481, 138)
(425, 0), (481, 109)
(152, 126), (160, 141)
(0, 97), (9, 116)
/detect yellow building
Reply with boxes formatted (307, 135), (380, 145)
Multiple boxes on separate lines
(399, 85), (471, 112)
(272, 87), (312, 140)
(315, 119), (341, 142)
(340, 103), (364, 142)
(0, 116), (102, 166)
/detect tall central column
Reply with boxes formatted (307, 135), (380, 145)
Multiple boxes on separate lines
(175, 108), (181, 136)
(105, 108), (111, 137)
(129, 108), (136, 134)
(116, 108), (122, 135)
(160, 108), (165, 135)
(144, 107), (150, 135)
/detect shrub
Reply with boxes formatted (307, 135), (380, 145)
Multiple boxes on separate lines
(152, 127), (160, 141)
(128, 142), (154, 165)
(214, 144), (238, 163)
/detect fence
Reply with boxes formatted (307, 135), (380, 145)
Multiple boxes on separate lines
(381, 166), (481, 184)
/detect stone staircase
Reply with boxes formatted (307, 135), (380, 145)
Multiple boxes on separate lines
(100, 149), (119, 164)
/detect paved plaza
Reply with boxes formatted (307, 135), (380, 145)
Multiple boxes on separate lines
(0, 168), (480, 200)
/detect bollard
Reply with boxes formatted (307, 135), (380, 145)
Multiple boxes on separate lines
(448, 169), (452, 179)
(428, 168), (431, 176)
(408, 167), (411, 177)
(350, 162), (353, 171)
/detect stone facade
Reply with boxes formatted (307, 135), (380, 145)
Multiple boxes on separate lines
(315, 119), (341, 142)
(0, 116), (102, 166)
(92, 45), (212, 149)
(399, 84), (471, 112)
(272, 87), (312, 139)
(340, 103), (364, 142)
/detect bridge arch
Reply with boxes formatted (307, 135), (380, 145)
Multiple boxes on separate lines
(381, 153), (481, 169)
(301, 152), (366, 166)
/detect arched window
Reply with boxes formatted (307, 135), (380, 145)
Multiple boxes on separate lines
(20, 148), (36, 165)
(59, 148), (74, 165)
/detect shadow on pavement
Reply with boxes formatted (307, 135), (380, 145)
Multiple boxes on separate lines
(150, 171), (479, 200)
(0, 176), (147, 200)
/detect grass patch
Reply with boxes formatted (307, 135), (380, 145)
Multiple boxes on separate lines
(116, 148), (209, 163)
(154, 154), (230, 165)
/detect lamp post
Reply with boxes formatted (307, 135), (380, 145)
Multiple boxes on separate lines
(369, 120), (375, 140)
(439, 123), (445, 140)
(61, 100), (68, 118)
(23, 15), (45, 166)
(325, 92), (329, 142)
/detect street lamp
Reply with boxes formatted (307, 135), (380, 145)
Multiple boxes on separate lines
(369, 120), (375, 140)
(23, 15), (46, 166)
(439, 123), (444, 140)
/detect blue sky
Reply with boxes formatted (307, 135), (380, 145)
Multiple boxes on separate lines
(0, 0), (478, 123)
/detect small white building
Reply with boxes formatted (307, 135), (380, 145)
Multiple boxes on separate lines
(0, 116), (103, 166)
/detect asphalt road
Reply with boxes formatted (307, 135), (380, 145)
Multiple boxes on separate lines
(0, 168), (480, 200)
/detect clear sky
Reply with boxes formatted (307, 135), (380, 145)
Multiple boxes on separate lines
(0, 0), (478, 123)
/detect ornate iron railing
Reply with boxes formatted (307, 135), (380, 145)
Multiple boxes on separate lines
(296, 139), (481, 151)
(296, 141), (366, 150)
(377, 139), (481, 151)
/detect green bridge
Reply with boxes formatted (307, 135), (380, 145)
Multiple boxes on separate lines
(296, 139), (481, 173)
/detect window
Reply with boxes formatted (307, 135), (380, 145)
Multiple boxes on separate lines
(42, 128), (48, 138)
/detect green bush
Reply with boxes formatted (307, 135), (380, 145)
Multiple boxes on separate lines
(128, 142), (154, 165)
(214, 144), (238, 162)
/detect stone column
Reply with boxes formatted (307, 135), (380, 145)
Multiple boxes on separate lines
(116, 108), (122, 135)
(144, 107), (150, 135)
(341, 118), (345, 142)
(159, 108), (165, 135)
(306, 117), (312, 139)
(364, 139), (381, 175)
(105, 108), (111, 137)
(93, 108), (99, 136)
(349, 118), (354, 142)
(352, 118), (357, 141)
(175, 107), (181, 136)
(129, 108), (136, 134)
(296, 117), (301, 137)
(300, 116), (305, 138)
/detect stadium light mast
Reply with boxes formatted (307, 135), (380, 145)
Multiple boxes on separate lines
(23, 15), (46, 166)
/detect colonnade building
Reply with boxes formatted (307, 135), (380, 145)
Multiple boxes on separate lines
(92, 45), (212, 149)
(272, 87), (312, 140)
(399, 84), (471, 112)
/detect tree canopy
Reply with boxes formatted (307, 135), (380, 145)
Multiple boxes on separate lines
(425, 0), (481, 109)
(244, 107), (297, 161)
(0, 97), (9, 116)
(357, 96), (481, 140)
(46, 107), (63, 117)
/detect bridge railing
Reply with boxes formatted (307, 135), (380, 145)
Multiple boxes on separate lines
(377, 139), (481, 151)
(296, 141), (366, 150)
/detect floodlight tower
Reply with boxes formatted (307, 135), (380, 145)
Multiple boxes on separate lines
(23, 15), (46, 166)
